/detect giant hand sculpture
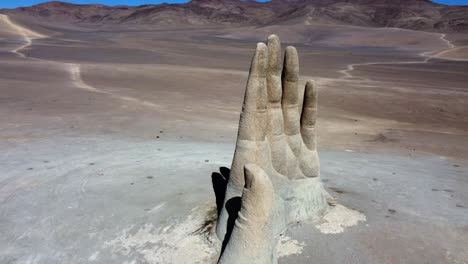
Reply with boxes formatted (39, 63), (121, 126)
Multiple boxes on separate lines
(216, 35), (331, 264)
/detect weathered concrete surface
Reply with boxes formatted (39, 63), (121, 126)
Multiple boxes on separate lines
(217, 36), (330, 264)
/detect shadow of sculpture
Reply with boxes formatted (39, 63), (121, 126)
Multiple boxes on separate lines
(211, 167), (242, 255)
(221, 196), (241, 254)
(211, 167), (231, 216)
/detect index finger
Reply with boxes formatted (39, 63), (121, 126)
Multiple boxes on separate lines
(238, 42), (268, 141)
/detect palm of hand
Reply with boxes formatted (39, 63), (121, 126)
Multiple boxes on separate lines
(216, 35), (329, 256)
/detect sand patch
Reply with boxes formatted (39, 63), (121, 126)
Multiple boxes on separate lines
(102, 203), (326, 262)
(277, 235), (306, 258)
(103, 205), (217, 264)
(315, 204), (366, 234)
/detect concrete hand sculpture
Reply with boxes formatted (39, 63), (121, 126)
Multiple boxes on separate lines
(216, 35), (331, 264)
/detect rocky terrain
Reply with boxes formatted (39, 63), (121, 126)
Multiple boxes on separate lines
(1, 0), (468, 32)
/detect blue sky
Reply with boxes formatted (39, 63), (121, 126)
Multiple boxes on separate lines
(1, 0), (467, 9)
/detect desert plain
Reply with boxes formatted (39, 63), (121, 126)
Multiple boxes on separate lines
(0, 7), (468, 264)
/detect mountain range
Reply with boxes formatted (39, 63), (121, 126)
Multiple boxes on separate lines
(1, 0), (467, 32)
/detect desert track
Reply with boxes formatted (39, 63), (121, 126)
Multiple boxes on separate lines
(0, 14), (46, 57)
(339, 33), (465, 79)
(3, 14), (463, 101)
(0, 15), (164, 110)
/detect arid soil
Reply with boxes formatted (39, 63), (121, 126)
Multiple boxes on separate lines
(0, 13), (467, 264)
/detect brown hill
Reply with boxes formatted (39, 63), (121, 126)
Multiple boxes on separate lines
(1, 0), (467, 32)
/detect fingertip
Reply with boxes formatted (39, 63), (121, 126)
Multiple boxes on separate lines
(251, 42), (268, 76)
(267, 35), (281, 74)
(256, 42), (267, 52)
(305, 80), (317, 93)
(267, 34), (280, 43)
(256, 42), (268, 60)
(268, 34), (278, 39)
(285, 46), (298, 66)
(285, 46), (298, 56)
(284, 46), (299, 80)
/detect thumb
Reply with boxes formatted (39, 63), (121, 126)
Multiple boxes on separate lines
(218, 164), (276, 264)
(239, 164), (274, 221)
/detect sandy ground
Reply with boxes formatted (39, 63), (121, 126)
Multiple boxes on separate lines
(0, 15), (467, 264)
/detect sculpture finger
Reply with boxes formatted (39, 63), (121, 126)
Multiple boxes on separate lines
(267, 34), (284, 137)
(300, 80), (318, 150)
(282, 46), (300, 136)
(216, 43), (268, 240)
(218, 164), (274, 264)
(257, 42), (269, 141)
(238, 42), (268, 141)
